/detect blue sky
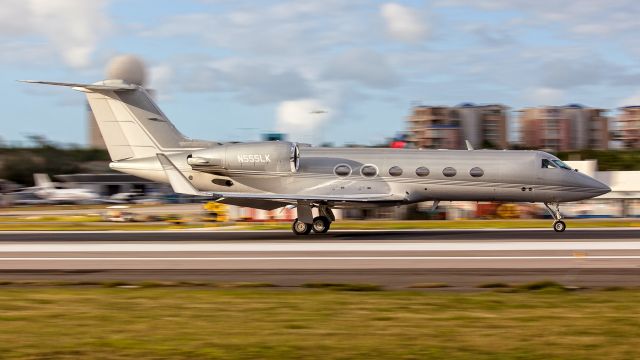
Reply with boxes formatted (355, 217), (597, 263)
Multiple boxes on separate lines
(2, 0), (640, 146)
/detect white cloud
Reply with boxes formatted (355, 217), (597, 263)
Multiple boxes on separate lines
(276, 99), (331, 139)
(0, 0), (111, 68)
(380, 3), (429, 42)
(148, 64), (174, 101)
(437, 0), (640, 37)
(618, 92), (640, 107)
(323, 48), (399, 88)
(525, 87), (565, 105)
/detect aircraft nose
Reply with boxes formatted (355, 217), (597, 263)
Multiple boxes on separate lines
(596, 182), (611, 196)
(582, 174), (610, 196)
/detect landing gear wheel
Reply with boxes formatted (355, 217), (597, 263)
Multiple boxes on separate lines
(312, 216), (331, 233)
(292, 218), (312, 235)
(553, 220), (566, 232)
(545, 202), (566, 233)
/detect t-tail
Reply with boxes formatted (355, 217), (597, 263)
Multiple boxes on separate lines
(33, 173), (54, 189)
(20, 79), (206, 161)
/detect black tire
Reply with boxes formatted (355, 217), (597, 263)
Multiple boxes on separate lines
(312, 216), (331, 233)
(553, 220), (566, 232)
(292, 218), (312, 235)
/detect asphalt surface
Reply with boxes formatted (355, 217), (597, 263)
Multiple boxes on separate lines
(0, 228), (638, 288)
(0, 228), (638, 242)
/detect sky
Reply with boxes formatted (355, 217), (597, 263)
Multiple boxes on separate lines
(2, 0), (640, 146)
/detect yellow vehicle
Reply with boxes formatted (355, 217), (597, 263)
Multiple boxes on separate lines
(496, 203), (519, 219)
(202, 202), (229, 222)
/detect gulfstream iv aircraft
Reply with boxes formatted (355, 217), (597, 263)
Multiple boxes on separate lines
(22, 79), (611, 234)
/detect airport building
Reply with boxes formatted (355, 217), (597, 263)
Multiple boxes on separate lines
(519, 105), (609, 151)
(564, 160), (640, 217)
(618, 106), (640, 149)
(407, 104), (508, 150)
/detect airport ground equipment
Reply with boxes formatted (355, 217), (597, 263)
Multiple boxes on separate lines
(202, 202), (229, 222)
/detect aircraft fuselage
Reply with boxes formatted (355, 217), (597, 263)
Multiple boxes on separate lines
(111, 145), (610, 209)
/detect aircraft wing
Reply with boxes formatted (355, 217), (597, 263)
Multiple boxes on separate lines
(206, 192), (405, 203)
(157, 153), (405, 203)
(19, 80), (137, 91)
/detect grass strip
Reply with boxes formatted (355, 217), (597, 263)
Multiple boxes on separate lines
(0, 287), (638, 359)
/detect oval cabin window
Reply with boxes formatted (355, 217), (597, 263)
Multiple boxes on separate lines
(334, 164), (352, 177)
(361, 165), (378, 177)
(442, 167), (457, 177)
(469, 167), (484, 177)
(415, 167), (430, 177)
(388, 166), (403, 176)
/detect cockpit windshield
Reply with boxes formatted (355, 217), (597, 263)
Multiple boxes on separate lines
(552, 159), (572, 170)
(542, 158), (572, 170)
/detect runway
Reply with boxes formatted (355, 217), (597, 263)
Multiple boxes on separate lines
(0, 229), (638, 288)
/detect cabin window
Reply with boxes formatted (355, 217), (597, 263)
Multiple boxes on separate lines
(469, 167), (484, 177)
(442, 167), (457, 177)
(389, 166), (403, 176)
(542, 159), (557, 169)
(334, 164), (352, 177)
(361, 165), (378, 177)
(415, 167), (430, 177)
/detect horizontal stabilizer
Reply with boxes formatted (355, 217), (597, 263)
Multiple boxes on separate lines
(19, 80), (137, 91)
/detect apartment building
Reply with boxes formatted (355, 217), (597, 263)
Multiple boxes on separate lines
(519, 104), (609, 151)
(618, 106), (640, 149)
(407, 103), (508, 149)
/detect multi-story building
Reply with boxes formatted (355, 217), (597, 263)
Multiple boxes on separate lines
(618, 106), (640, 149)
(407, 103), (508, 149)
(407, 106), (459, 149)
(519, 104), (609, 151)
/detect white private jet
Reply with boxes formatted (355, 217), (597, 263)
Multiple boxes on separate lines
(32, 174), (100, 204)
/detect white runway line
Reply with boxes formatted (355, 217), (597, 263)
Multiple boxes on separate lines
(1, 256), (640, 261)
(1, 241), (640, 252)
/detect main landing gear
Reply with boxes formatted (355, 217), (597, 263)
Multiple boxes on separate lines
(292, 216), (331, 235)
(291, 205), (334, 235)
(544, 202), (566, 232)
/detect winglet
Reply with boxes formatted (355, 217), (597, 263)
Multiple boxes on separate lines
(465, 140), (474, 150)
(157, 154), (211, 197)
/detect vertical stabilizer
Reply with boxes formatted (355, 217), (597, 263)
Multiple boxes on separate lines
(33, 173), (53, 189)
(85, 86), (190, 160)
(20, 80), (197, 161)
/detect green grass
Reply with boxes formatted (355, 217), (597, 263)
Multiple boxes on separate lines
(0, 287), (639, 359)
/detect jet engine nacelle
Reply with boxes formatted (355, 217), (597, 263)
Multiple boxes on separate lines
(187, 141), (300, 174)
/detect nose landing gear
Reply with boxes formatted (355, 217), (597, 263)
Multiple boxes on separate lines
(544, 202), (566, 232)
